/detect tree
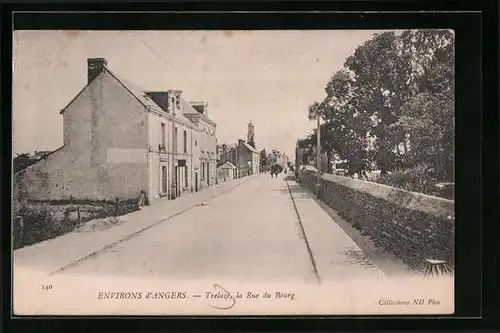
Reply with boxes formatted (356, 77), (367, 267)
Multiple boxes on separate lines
(13, 153), (36, 173)
(306, 29), (454, 181)
(260, 149), (268, 168)
(396, 93), (454, 180)
(341, 29), (454, 177)
(307, 68), (372, 175)
(343, 31), (414, 173)
(395, 30), (455, 180)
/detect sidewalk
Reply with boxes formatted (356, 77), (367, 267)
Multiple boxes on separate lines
(14, 175), (256, 274)
(285, 178), (387, 282)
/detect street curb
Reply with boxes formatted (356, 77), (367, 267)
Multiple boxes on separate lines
(50, 176), (256, 275)
(285, 178), (322, 285)
(295, 180), (408, 278)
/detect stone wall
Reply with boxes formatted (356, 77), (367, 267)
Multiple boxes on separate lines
(298, 170), (455, 271)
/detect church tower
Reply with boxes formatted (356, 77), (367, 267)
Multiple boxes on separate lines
(247, 121), (255, 148)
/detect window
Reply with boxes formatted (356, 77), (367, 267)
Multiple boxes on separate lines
(171, 97), (176, 113)
(201, 162), (205, 180)
(183, 130), (187, 153)
(160, 122), (166, 148)
(174, 127), (178, 152)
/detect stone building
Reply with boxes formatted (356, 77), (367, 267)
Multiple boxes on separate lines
(247, 121), (255, 148)
(219, 139), (260, 177)
(14, 57), (217, 205)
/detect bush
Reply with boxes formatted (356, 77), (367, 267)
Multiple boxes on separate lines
(16, 204), (61, 247)
(13, 198), (140, 249)
(376, 163), (437, 195)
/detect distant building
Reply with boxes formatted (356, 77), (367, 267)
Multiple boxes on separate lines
(217, 161), (236, 181)
(247, 121), (255, 148)
(295, 138), (310, 177)
(219, 139), (260, 177)
(268, 149), (288, 168)
(216, 143), (231, 162)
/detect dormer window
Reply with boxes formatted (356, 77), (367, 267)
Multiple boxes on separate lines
(170, 96), (176, 113)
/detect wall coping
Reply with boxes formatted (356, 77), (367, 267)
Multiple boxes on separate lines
(302, 170), (455, 221)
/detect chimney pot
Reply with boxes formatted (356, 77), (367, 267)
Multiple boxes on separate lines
(87, 58), (108, 84)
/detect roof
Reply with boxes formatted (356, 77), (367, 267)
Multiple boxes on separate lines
(60, 66), (197, 129)
(191, 104), (205, 114)
(181, 99), (200, 114)
(242, 141), (258, 153)
(14, 146), (64, 176)
(217, 161), (236, 169)
(106, 68), (165, 114)
(297, 138), (311, 149)
(106, 68), (197, 128)
(30, 151), (52, 159)
(182, 99), (217, 127)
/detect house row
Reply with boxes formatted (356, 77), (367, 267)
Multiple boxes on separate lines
(268, 149), (289, 168)
(218, 139), (260, 179)
(15, 58), (218, 206)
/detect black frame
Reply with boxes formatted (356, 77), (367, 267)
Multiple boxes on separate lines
(2, 3), (497, 332)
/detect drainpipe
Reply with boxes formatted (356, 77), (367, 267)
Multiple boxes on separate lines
(171, 100), (177, 200)
(235, 144), (238, 178)
(190, 125), (193, 193)
(316, 115), (321, 198)
(146, 107), (151, 204)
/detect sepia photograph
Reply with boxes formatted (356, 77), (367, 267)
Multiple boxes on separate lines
(12, 29), (455, 316)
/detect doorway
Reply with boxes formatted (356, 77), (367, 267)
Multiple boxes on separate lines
(161, 166), (168, 195)
(184, 165), (188, 189)
(195, 173), (198, 192)
(207, 162), (210, 186)
(175, 166), (180, 197)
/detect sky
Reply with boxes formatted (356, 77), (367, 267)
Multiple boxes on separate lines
(13, 30), (381, 159)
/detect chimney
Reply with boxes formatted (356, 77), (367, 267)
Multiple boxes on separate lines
(87, 58), (108, 84)
(168, 90), (183, 113)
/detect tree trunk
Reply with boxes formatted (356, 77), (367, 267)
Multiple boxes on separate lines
(436, 143), (441, 180)
(326, 150), (332, 173)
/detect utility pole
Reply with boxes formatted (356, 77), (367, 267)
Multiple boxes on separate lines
(235, 143), (239, 178)
(316, 115), (321, 197)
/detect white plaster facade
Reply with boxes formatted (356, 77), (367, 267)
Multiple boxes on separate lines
(15, 58), (218, 205)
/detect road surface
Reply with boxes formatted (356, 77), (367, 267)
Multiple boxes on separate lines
(58, 173), (385, 283)
(60, 174), (321, 283)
